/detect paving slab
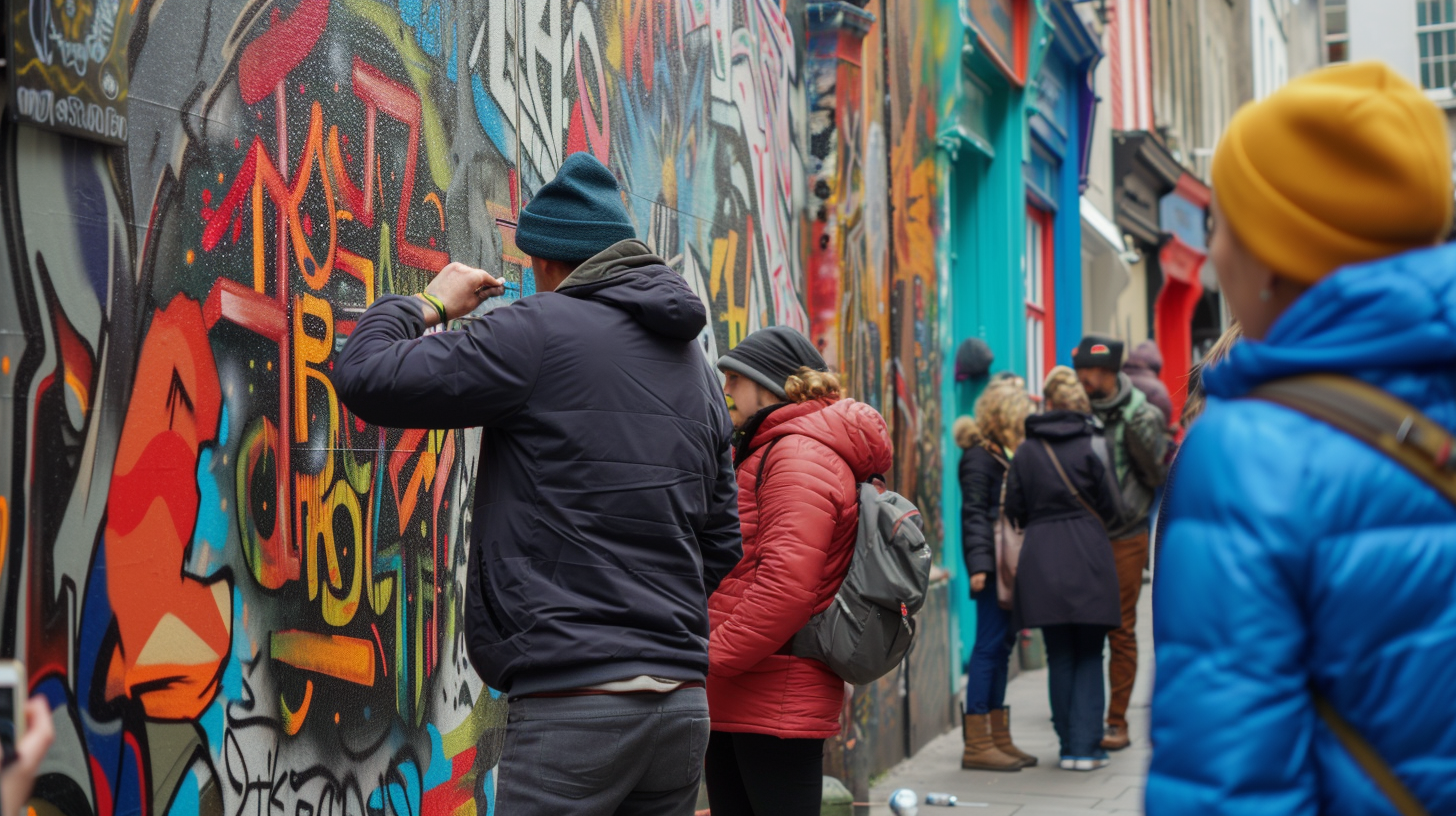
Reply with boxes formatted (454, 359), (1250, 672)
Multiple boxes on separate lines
(867, 585), (1155, 815)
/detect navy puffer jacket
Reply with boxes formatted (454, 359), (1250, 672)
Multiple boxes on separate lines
(1149, 244), (1456, 814)
(334, 240), (742, 696)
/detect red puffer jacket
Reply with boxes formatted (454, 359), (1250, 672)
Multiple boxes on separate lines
(707, 396), (893, 738)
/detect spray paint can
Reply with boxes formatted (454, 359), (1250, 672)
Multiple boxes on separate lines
(925, 793), (958, 806)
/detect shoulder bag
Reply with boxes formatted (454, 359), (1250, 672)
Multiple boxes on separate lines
(992, 452), (1023, 611)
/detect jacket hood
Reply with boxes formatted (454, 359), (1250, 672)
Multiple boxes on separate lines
(1091, 372), (1135, 412)
(1025, 410), (1096, 441)
(1204, 244), (1456, 425)
(753, 398), (893, 481)
(556, 239), (707, 340)
(1125, 341), (1164, 375)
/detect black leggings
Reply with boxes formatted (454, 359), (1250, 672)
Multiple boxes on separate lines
(704, 731), (825, 816)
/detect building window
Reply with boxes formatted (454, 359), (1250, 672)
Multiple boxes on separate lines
(1419, 0), (1456, 90)
(1324, 0), (1348, 65)
(1025, 206), (1055, 395)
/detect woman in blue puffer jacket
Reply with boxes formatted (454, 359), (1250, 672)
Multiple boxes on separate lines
(1148, 62), (1456, 814)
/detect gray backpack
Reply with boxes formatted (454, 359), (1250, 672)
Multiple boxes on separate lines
(756, 438), (934, 685)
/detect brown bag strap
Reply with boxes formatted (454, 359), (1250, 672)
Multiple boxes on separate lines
(1039, 440), (1106, 527)
(989, 450), (1010, 515)
(1250, 373), (1444, 816)
(1311, 694), (1430, 816)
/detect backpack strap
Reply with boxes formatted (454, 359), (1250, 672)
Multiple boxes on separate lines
(1039, 440), (1107, 527)
(1249, 373), (1442, 816)
(752, 436), (786, 497)
(1250, 374), (1456, 506)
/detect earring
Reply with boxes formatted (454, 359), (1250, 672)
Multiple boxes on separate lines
(1259, 289), (1272, 302)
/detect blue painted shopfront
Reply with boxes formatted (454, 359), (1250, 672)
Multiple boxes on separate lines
(938, 0), (1101, 677)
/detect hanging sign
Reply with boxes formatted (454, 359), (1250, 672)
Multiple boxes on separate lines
(7, 0), (136, 145)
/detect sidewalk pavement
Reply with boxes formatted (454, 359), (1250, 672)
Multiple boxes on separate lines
(867, 583), (1155, 815)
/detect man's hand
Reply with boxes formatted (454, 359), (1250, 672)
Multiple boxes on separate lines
(970, 572), (988, 594)
(2, 697), (54, 816)
(421, 262), (507, 326)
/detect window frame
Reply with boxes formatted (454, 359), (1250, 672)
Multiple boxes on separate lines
(1323, 0), (1350, 66)
(1417, 0), (1456, 90)
(1024, 204), (1056, 395)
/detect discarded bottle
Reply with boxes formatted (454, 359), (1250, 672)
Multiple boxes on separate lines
(888, 788), (919, 816)
(925, 793), (958, 806)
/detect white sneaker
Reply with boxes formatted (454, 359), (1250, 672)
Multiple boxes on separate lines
(1060, 757), (1110, 771)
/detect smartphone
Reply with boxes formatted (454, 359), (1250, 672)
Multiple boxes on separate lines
(0, 661), (23, 766)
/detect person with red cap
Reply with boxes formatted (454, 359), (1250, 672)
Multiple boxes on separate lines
(1071, 335), (1169, 751)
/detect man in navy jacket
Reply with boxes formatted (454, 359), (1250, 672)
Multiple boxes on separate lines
(334, 153), (741, 815)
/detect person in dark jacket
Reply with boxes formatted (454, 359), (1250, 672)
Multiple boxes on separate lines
(332, 152), (742, 816)
(1073, 335), (1168, 751)
(953, 381), (1035, 772)
(1006, 367), (1122, 772)
(1149, 63), (1456, 814)
(705, 327), (893, 816)
(1122, 341), (1174, 427)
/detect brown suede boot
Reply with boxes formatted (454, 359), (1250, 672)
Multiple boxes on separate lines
(961, 713), (1023, 771)
(990, 707), (1037, 767)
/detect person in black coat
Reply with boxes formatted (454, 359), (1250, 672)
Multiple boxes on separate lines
(1005, 367), (1121, 772)
(333, 153), (742, 815)
(954, 379), (1036, 771)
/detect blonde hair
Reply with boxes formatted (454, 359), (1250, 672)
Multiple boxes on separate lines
(956, 380), (1033, 454)
(1182, 322), (1243, 430)
(784, 367), (843, 403)
(1043, 366), (1091, 414)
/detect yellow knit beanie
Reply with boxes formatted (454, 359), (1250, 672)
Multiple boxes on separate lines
(1212, 61), (1453, 285)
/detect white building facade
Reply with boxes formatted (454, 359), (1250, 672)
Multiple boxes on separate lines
(1323, 1), (1456, 138)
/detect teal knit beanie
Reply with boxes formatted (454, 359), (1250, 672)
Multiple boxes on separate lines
(516, 153), (637, 262)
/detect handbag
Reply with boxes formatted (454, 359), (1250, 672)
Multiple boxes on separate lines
(1040, 440), (1108, 527)
(1250, 373), (1445, 816)
(993, 472), (1023, 611)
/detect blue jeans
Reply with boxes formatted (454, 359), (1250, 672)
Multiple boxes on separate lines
(964, 585), (1011, 715)
(1043, 624), (1108, 758)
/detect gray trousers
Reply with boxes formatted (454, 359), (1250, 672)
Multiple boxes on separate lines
(494, 687), (710, 816)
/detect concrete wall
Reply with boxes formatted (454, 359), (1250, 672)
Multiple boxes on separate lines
(0, 2), (815, 815)
(1115, 257), (1153, 344)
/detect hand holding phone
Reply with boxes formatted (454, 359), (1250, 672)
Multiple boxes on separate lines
(0, 662), (54, 816)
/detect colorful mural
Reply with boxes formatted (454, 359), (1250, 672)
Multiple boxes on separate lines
(886, 0), (953, 551)
(802, 2), (889, 417)
(0, 1), (807, 815)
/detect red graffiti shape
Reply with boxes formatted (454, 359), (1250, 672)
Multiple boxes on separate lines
(104, 295), (232, 721)
(238, 0), (330, 105)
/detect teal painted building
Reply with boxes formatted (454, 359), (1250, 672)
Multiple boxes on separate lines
(937, 0), (1103, 676)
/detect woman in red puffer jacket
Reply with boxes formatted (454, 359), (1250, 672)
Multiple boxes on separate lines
(706, 327), (894, 816)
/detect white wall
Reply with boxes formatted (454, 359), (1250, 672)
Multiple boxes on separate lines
(1348, 0), (1420, 86)
(1252, 0), (1291, 99)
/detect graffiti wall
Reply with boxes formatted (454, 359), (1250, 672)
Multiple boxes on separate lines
(0, 1), (805, 815)
(885, 0), (953, 550)
(801, 1), (890, 418)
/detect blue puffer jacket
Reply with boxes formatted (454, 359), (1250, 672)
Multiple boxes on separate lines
(1148, 244), (1456, 815)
